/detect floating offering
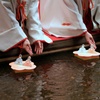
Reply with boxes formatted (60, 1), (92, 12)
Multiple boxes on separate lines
(73, 44), (100, 60)
(9, 54), (36, 73)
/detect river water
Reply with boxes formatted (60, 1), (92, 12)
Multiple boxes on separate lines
(0, 50), (100, 100)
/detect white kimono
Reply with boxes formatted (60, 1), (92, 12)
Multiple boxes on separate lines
(0, 0), (52, 52)
(40, 0), (87, 38)
(91, 0), (100, 29)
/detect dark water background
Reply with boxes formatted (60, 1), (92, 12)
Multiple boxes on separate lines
(0, 49), (100, 100)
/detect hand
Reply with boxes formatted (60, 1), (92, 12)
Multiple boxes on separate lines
(34, 41), (43, 54)
(85, 32), (96, 49)
(23, 39), (33, 56)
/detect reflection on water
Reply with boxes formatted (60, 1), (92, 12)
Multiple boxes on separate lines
(0, 50), (100, 100)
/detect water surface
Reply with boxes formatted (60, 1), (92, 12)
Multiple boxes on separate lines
(0, 50), (100, 100)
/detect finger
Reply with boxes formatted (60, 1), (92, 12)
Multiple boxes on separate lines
(25, 45), (33, 56)
(91, 38), (96, 45)
(37, 48), (42, 54)
(34, 41), (43, 54)
(90, 37), (97, 49)
(35, 46), (42, 54)
(37, 41), (42, 48)
(37, 43), (43, 54)
(40, 44), (43, 54)
(28, 45), (33, 56)
(34, 45), (37, 52)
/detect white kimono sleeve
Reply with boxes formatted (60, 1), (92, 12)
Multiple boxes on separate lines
(0, 1), (27, 52)
(40, 0), (87, 38)
(91, 0), (100, 29)
(26, 0), (52, 44)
